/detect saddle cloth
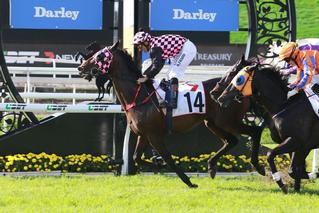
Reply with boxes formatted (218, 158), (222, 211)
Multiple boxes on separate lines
(152, 79), (206, 117)
(305, 84), (319, 118)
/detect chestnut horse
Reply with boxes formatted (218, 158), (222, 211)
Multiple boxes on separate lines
(77, 41), (264, 188)
(216, 64), (319, 193)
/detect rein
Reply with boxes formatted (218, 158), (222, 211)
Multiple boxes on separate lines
(124, 83), (158, 112)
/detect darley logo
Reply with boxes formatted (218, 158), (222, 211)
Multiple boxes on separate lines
(34, 7), (80, 21)
(172, 9), (217, 22)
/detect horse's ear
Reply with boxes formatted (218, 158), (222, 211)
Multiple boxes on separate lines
(239, 54), (246, 65)
(248, 63), (259, 73)
(110, 41), (120, 51)
(241, 54), (245, 61)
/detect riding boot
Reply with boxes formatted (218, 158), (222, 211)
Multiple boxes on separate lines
(169, 78), (178, 109)
(165, 87), (173, 135)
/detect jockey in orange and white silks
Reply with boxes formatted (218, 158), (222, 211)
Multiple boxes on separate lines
(133, 30), (197, 83)
(279, 42), (319, 90)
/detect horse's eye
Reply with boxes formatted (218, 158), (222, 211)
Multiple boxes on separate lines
(236, 75), (245, 86)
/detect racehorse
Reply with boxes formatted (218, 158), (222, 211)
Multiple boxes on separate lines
(77, 41), (265, 187)
(216, 64), (319, 193)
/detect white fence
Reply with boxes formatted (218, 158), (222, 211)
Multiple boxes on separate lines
(0, 102), (132, 175)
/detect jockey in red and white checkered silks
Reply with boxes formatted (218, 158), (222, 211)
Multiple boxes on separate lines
(133, 30), (197, 81)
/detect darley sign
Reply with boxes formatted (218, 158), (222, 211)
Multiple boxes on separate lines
(150, 0), (238, 31)
(10, 0), (102, 30)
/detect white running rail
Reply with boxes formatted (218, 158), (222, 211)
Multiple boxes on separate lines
(0, 102), (132, 175)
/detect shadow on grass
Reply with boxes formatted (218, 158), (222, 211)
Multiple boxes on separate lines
(218, 184), (319, 195)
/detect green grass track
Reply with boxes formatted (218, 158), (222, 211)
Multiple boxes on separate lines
(0, 175), (319, 212)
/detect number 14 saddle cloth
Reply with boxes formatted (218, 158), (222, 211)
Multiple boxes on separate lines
(152, 79), (206, 117)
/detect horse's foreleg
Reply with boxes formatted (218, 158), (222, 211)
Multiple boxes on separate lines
(289, 149), (312, 192)
(100, 85), (105, 101)
(95, 85), (101, 102)
(147, 134), (198, 188)
(267, 137), (300, 194)
(133, 136), (154, 168)
(205, 122), (238, 179)
(239, 124), (265, 176)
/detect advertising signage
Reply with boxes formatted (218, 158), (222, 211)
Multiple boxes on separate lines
(10, 0), (102, 30)
(150, 0), (239, 31)
(142, 44), (245, 66)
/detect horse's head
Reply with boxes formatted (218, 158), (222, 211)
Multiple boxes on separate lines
(77, 41), (120, 80)
(210, 54), (257, 102)
(217, 63), (288, 110)
(217, 64), (258, 108)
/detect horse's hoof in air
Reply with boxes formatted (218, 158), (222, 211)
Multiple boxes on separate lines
(208, 166), (217, 179)
(280, 184), (288, 194)
(189, 183), (198, 188)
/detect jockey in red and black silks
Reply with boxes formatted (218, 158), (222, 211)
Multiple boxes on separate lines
(279, 42), (319, 90)
(133, 30), (197, 109)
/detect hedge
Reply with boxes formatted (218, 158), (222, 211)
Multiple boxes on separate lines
(0, 152), (290, 173)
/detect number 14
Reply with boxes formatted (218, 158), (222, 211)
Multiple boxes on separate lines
(184, 92), (204, 112)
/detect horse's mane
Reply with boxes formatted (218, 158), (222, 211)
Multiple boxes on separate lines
(257, 65), (289, 92)
(284, 91), (306, 107)
(114, 48), (143, 77)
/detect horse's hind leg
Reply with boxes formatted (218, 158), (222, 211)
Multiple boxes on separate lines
(289, 151), (307, 192)
(267, 137), (301, 194)
(204, 121), (238, 179)
(238, 124), (265, 176)
(133, 136), (156, 168)
(147, 134), (198, 188)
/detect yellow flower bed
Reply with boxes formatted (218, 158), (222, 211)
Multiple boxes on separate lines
(0, 152), (290, 173)
(139, 152), (290, 173)
(0, 153), (118, 173)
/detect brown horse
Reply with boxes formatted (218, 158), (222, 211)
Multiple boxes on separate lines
(77, 41), (264, 188)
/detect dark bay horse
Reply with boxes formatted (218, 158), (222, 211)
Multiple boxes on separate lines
(216, 64), (319, 193)
(77, 41), (265, 187)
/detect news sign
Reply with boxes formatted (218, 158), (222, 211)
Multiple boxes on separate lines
(10, 0), (102, 30)
(150, 0), (238, 31)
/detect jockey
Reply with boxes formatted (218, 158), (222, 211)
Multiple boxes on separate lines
(133, 30), (197, 108)
(278, 42), (319, 90)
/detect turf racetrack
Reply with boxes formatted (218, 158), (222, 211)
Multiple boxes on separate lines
(0, 174), (318, 212)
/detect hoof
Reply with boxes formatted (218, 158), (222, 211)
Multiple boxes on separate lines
(280, 184), (288, 194)
(189, 183), (198, 188)
(208, 166), (217, 179)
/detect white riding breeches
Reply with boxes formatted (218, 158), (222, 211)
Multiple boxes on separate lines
(166, 40), (197, 80)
